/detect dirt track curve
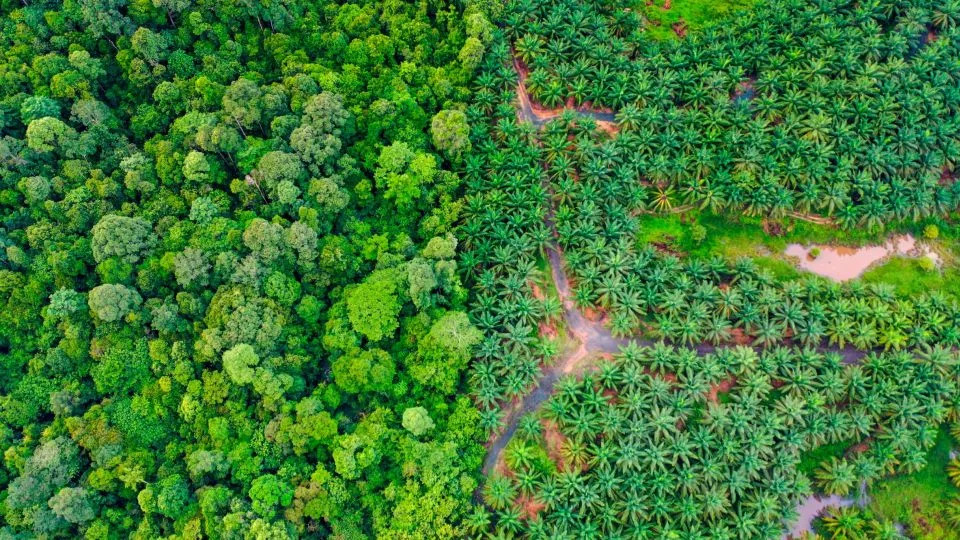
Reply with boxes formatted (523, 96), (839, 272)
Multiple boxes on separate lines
(481, 61), (865, 475)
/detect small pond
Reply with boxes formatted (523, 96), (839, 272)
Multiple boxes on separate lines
(784, 234), (938, 281)
(784, 493), (855, 539)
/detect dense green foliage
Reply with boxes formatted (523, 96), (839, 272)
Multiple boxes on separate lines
(475, 344), (959, 537)
(3, 0), (960, 536)
(462, 0), (960, 537)
(0, 0), (494, 537)
(546, 114), (960, 342)
(462, 25), (960, 430)
(503, 0), (960, 225)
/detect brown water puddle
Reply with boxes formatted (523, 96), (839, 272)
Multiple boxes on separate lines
(784, 234), (939, 281)
(512, 56), (619, 132)
(785, 494), (855, 538)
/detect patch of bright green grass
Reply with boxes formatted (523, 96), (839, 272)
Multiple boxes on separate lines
(535, 256), (575, 355)
(635, 210), (960, 297)
(536, 256), (562, 307)
(752, 255), (803, 281)
(860, 257), (960, 300)
(869, 427), (960, 540)
(639, 0), (757, 41)
(635, 211), (891, 259)
(797, 439), (854, 477)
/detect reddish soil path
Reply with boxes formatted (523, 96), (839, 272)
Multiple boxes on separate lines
(480, 54), (869, 477)
(512, 56), (619, 130)
(480, 173), (868, 475)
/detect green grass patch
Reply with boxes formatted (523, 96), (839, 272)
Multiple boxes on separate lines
(635, 210), (960, 297)
(638, 0), (757, 40)
(797, 439), (854, 477)
(535, 256), (575, 354)
(860, 257), (960, 300)
(635, 211), (780, 257)
(635, 210), (893, 259)
(752, 255), (803, 281)
(869, 427), (959, 540)
(536, 255), (562, 306)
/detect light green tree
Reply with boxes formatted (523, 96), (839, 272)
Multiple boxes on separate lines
(402, 407), (434, 436)
(87, 284), (142, 322)
(346, 272), (400, 342)
(222, 344), (259, 385)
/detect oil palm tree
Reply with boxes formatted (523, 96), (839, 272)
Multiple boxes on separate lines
(814, 457), (858, 496)
(484, 475), (517, 510)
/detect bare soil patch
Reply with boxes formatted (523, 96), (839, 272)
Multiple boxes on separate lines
(651, 239), (684, 256)
(643, 367), (678, 384)
(848, 440), (871, 455)
(539, 322), (558, 339)
(560, 345), (611, 375)
(582, 307), (605, 322)
(541, 419), (578, 471)
(672, 19), (688, 38)
(595, 120), (620, 136)
(516, 495), (546, 520)
(601, 387), (621, 406)
(762, 219), (785, 236)
(529, 281), (545, 300)
(941, 166), (956, 186)
(707, 376), (737, 403)
(730, 327), (752, 345)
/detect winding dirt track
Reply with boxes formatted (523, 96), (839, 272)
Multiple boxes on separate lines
(481, 69), (866, 475)
(481, 231), (866, 475)
(513, 57), (617, 128)
(475, 54), (920, 540)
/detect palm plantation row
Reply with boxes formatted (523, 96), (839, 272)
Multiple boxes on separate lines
(461, 0), (960, 536)
(462, 63), (960, 430)
(476, 0), (960, 226)
(470, 345), (958, 538)
(543, 113), (960, 345)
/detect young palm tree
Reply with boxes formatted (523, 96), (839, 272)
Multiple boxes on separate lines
(820, 506), (866, 539)
(752, 317), (785, 348)
(463, 505), (491, 535)
(814, 457), (858, 496)
(483, 475), (517, 511)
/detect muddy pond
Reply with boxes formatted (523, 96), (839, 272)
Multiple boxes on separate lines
(784, 234), (938, 281)
(784, 494), (855, 538)
(784, 481), (870, 539)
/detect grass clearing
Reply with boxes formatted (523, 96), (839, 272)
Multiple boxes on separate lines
(535, 256), (576, 354)
(635, 210), (960, 297)
(869, 427), (959, 540)
(861, 257), (960, 300)
(752, 255), (804, 281)
(635, 211), (893, 259)
(797, 439), (854, 477)
(638, 0), (758, 40)
(536, 255), (563, 305)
